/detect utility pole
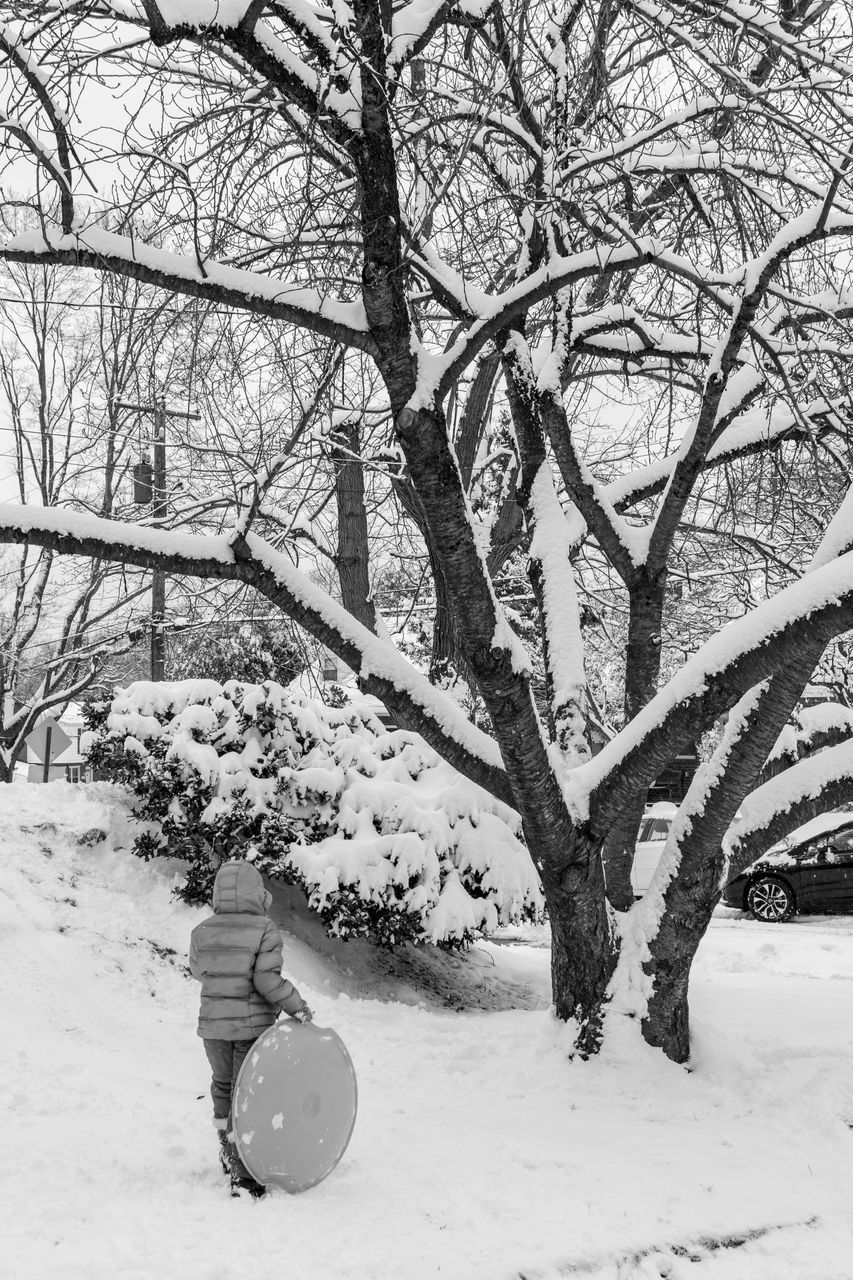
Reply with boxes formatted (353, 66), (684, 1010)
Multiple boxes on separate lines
(114, 396), (200, 681)
(150, 398), (167, 681)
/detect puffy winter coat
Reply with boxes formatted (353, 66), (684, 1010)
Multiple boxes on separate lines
(189, 860), (305, 1040)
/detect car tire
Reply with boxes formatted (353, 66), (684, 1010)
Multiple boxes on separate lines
(746, 875), (796, 923)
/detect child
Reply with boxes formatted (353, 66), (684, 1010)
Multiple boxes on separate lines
(189, 859), (312, 1198)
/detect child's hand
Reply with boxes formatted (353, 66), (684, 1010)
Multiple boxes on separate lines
(293, 1003), (314, 1024)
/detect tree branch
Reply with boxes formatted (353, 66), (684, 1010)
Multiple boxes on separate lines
(729, 738), (853, 880)
(0, 225), (377, 355)
(0, 505), (514, 804)
(581, 551), (853, 835)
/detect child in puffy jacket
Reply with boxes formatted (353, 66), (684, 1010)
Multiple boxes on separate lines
(189, 859), (312, 1198)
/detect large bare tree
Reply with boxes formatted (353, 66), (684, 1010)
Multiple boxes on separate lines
(2, 0), (853, 1060)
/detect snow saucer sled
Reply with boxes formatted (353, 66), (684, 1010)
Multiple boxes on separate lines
(232, 1021), (357, 1194)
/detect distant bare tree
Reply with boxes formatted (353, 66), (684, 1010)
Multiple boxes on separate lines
(0, 257), (156, 777)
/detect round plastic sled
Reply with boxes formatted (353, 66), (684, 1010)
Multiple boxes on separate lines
(232, 1021), (357, 1194)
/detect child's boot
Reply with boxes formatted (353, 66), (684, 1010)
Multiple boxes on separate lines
(214, 1118), (230, 1176)
(226, 1128), (266, 1199)
(230, 1168), (266, 1199)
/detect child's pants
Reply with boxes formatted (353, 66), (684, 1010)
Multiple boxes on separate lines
(203, 1037), (259, 1180)
(203, 1038), (258, 1121)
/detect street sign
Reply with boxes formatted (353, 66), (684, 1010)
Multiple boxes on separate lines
(25, 718), (72, 771)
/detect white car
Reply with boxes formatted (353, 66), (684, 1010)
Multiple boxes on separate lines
(630, 801), (678, 895)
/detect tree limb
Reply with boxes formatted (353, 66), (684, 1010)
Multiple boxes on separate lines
(0, 505), (514, 804)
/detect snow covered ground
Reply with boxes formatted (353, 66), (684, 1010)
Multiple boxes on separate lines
(5, 784), (853, 1280)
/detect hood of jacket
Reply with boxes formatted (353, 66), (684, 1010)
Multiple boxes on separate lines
(212, 860), (271, 916)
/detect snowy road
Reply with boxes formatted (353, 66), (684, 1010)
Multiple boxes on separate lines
(5, 785), (853, 1280)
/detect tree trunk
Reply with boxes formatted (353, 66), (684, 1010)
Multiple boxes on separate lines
(640, 855), (722, 1061)
(390, 474), (470, 686)
(623, 571), (667, 720)
(428, 549), (464, 684)
(601, 794), (646, 912)
(454, 351), (500, 490)
(330, 419), (378, 635)
(350, 0), (618, 1050)
(642, 647), (824, 1061)
(543, 845), (617, 1054)
(602, 569), (667, 908)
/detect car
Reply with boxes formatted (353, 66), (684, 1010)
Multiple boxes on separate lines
(721, 812), (853, 922)
(631, 801), (678, 895)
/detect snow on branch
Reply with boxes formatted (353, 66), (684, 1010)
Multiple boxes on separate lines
(541, 391), (650, 577)
(559, 93), (752, 185)
(0, 118), (74, 230)
(388, 0), (458, 73)
(426, 200), (853, 405)
(261, 0), (340, 62)
(131, 0), (360, 133)
(603, 395), (849, 516)
(406, 244), (487, 322)
(807, 479), (853, 572)
(727, 738), (853, 880)
(0, 503), (513, 804)
(427, 238), (664, 404)
(238, 18), (360, 132)
(144, 0), (255, 28)
(0, 224), (376, 353)
(0, 26), (75, 230)
(654, 0), (853, 82)
(567, 306), (709, 364)
(762, 703), (853, 784)
(575, 547), (853, 829)
(527, 462), (589, 765)
(644, 203), (853, 571)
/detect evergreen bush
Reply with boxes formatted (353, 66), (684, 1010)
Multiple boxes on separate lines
(86, 680), (543, 947)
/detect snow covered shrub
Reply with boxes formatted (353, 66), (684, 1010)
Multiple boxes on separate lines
(87, 680), (543, 947)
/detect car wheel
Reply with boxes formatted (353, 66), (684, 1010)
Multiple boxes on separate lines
(746, 875), (796, 923)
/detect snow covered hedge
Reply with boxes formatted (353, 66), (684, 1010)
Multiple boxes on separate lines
(87, 680), (543, 947)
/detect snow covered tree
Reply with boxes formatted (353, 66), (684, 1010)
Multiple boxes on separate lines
(2, 0), (853, 1061)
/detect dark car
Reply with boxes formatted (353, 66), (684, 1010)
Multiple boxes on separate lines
(721, 815), (853, 922)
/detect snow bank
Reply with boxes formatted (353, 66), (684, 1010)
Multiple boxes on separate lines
(6, 784), (853, 1279)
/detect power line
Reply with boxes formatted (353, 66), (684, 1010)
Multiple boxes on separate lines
(0, 293), (246, 314)
(0, 625), (145, 657)
(0, 422), (309, 463)
(0, 610), (280, 656)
